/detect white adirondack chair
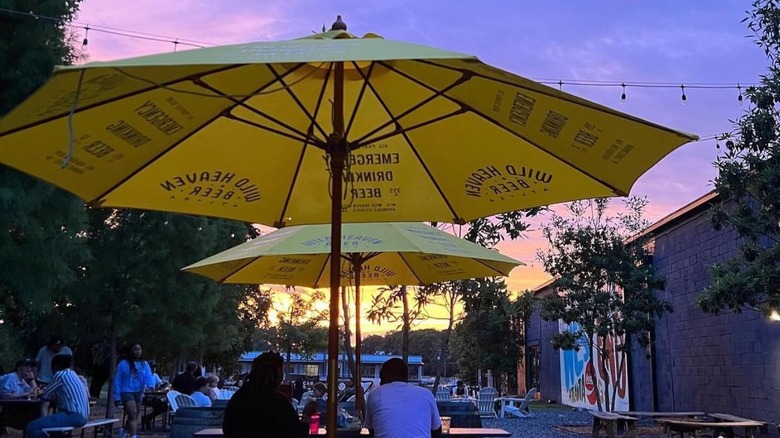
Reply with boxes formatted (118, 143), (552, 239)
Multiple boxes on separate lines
(476, 387), (498, 418)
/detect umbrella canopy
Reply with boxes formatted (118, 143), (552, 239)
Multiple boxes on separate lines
(0, 29), (696, 227)
(183, 222), (523, 287)
(0, 18), (697, 434)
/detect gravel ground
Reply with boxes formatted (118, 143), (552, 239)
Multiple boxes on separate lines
(481, 404), (662, 438)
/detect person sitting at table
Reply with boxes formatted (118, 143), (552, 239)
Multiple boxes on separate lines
(454, 380), (467, 397)
(365, 358), (442, 438)
(206, 375), (220, 401)
(0, 359), (40, 432)
(292, 378), (305, 402)
(140, 360), (169, 430)
(223, 351), (307, 438)
(338, 380), (357, 402)
(25, 354), (90, 438)
(1, 358), (38, 399)
(34, 335), (73, 385)
(191, 377), (212, 407)
(171, 361), (198, 395)
(114, 343), (154, 438)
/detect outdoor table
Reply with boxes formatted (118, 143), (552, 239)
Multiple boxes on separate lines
(656, 418), (766, 437)
(194, 427), (512, 437)
(0, 399), (45, 431)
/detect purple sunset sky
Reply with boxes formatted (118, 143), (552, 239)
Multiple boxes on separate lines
(73, 0), (767, 296)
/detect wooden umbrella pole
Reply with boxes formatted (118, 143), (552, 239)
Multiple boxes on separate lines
(325, 60), (345, 438)
(353, 260), (364, 421)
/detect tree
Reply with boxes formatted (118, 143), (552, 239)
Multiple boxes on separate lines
(450, 281), (533, 392)
(67, 209), (251, 416)
(701, 0), (780, 315)
(366, 285), (427, 364)
(272, 289), (328, 374)
(423, 211), (539, 393)
(537, 197), (669, 411)
(0, 0), (90, 358)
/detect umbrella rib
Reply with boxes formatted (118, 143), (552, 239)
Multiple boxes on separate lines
(266, 64), (330, 140)
(275, 63), (335, 228)
(349, 66), (466, 223)
(0, 64), (247, 138)
(89, 66), (307, 205)
(415, 59), (697, 139)
(343, 61), (376, 140)
(397, 253), (426, 285)
(192, 64), (320, 143)
(376, 60), (629, 196)
(471, 257), (512, 277)
(349, 73), (467, 147)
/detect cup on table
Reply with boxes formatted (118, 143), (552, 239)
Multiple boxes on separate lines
(441, 416), (451, 433)
(309, 413), (320, 434)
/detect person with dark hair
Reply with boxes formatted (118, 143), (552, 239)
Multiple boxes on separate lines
(0, 359), (40, 431)
(223, 351), (307, 438)
(455, 380), (466, 397)
(292, 378), (305, 402)
(365, 358), (442, 438)
(191, 377), (212, 407)
(35, 335), (73, 384)
(171, 360), (198, 395)
(1, 358), (38, 399)
(25, 355), (90, 438)
(114, 343), (154, 438)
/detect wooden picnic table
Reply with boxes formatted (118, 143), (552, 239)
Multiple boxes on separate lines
(656, 417), (766, 437)
(193, 426), (512, 436)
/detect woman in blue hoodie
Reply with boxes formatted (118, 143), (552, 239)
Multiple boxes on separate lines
(114, 343), (154, 438)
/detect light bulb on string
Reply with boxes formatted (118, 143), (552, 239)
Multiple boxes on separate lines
(737, 84), (743, 105)
(558, 80), (563, 91)
(82, 25), (89, 46)
(173, 39), (179, 52)
(680, 84), (687, 105)
(620, 83), (627, 104)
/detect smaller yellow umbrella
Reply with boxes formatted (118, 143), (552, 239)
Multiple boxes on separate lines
(184, 222), (522, 286)
(183, 221), (523, 420)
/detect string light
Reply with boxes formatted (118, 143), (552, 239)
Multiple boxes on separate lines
(0, 6), (761, 106)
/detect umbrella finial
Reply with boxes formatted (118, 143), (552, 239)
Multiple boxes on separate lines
(331, 15), (347, 31)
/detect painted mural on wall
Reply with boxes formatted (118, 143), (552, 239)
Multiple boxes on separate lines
(559, 321), (629, 411)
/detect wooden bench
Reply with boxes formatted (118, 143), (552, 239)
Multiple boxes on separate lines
(657, 418), (766, 438)
(589, 411), (638, 438)
(78, 418), (119, 438)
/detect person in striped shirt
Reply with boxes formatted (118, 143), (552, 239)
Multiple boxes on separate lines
(25, 354), (90, 438)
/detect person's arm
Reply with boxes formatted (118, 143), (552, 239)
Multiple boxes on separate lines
(113, 361), (125, 401)
(40, 400), (50, 417)
(428, 391), (443, 437)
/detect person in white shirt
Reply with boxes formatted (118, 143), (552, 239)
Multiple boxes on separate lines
(35, 336), (73, 384)
(191, 377), (212, 407)
(364, 358), (442, 438)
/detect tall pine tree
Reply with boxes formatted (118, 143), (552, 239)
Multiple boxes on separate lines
(0, 0), (89, 366)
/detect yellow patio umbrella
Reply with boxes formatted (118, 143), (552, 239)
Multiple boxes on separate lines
(183, 221), (524, 419)
(0, 16), (697, 433)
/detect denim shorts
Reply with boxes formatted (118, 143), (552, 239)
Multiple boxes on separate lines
(120, 391), (143, 405)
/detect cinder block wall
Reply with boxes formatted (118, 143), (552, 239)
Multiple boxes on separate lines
(650, 209), (780, 425)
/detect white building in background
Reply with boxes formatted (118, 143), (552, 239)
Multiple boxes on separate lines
(239, 351), (424, 385)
